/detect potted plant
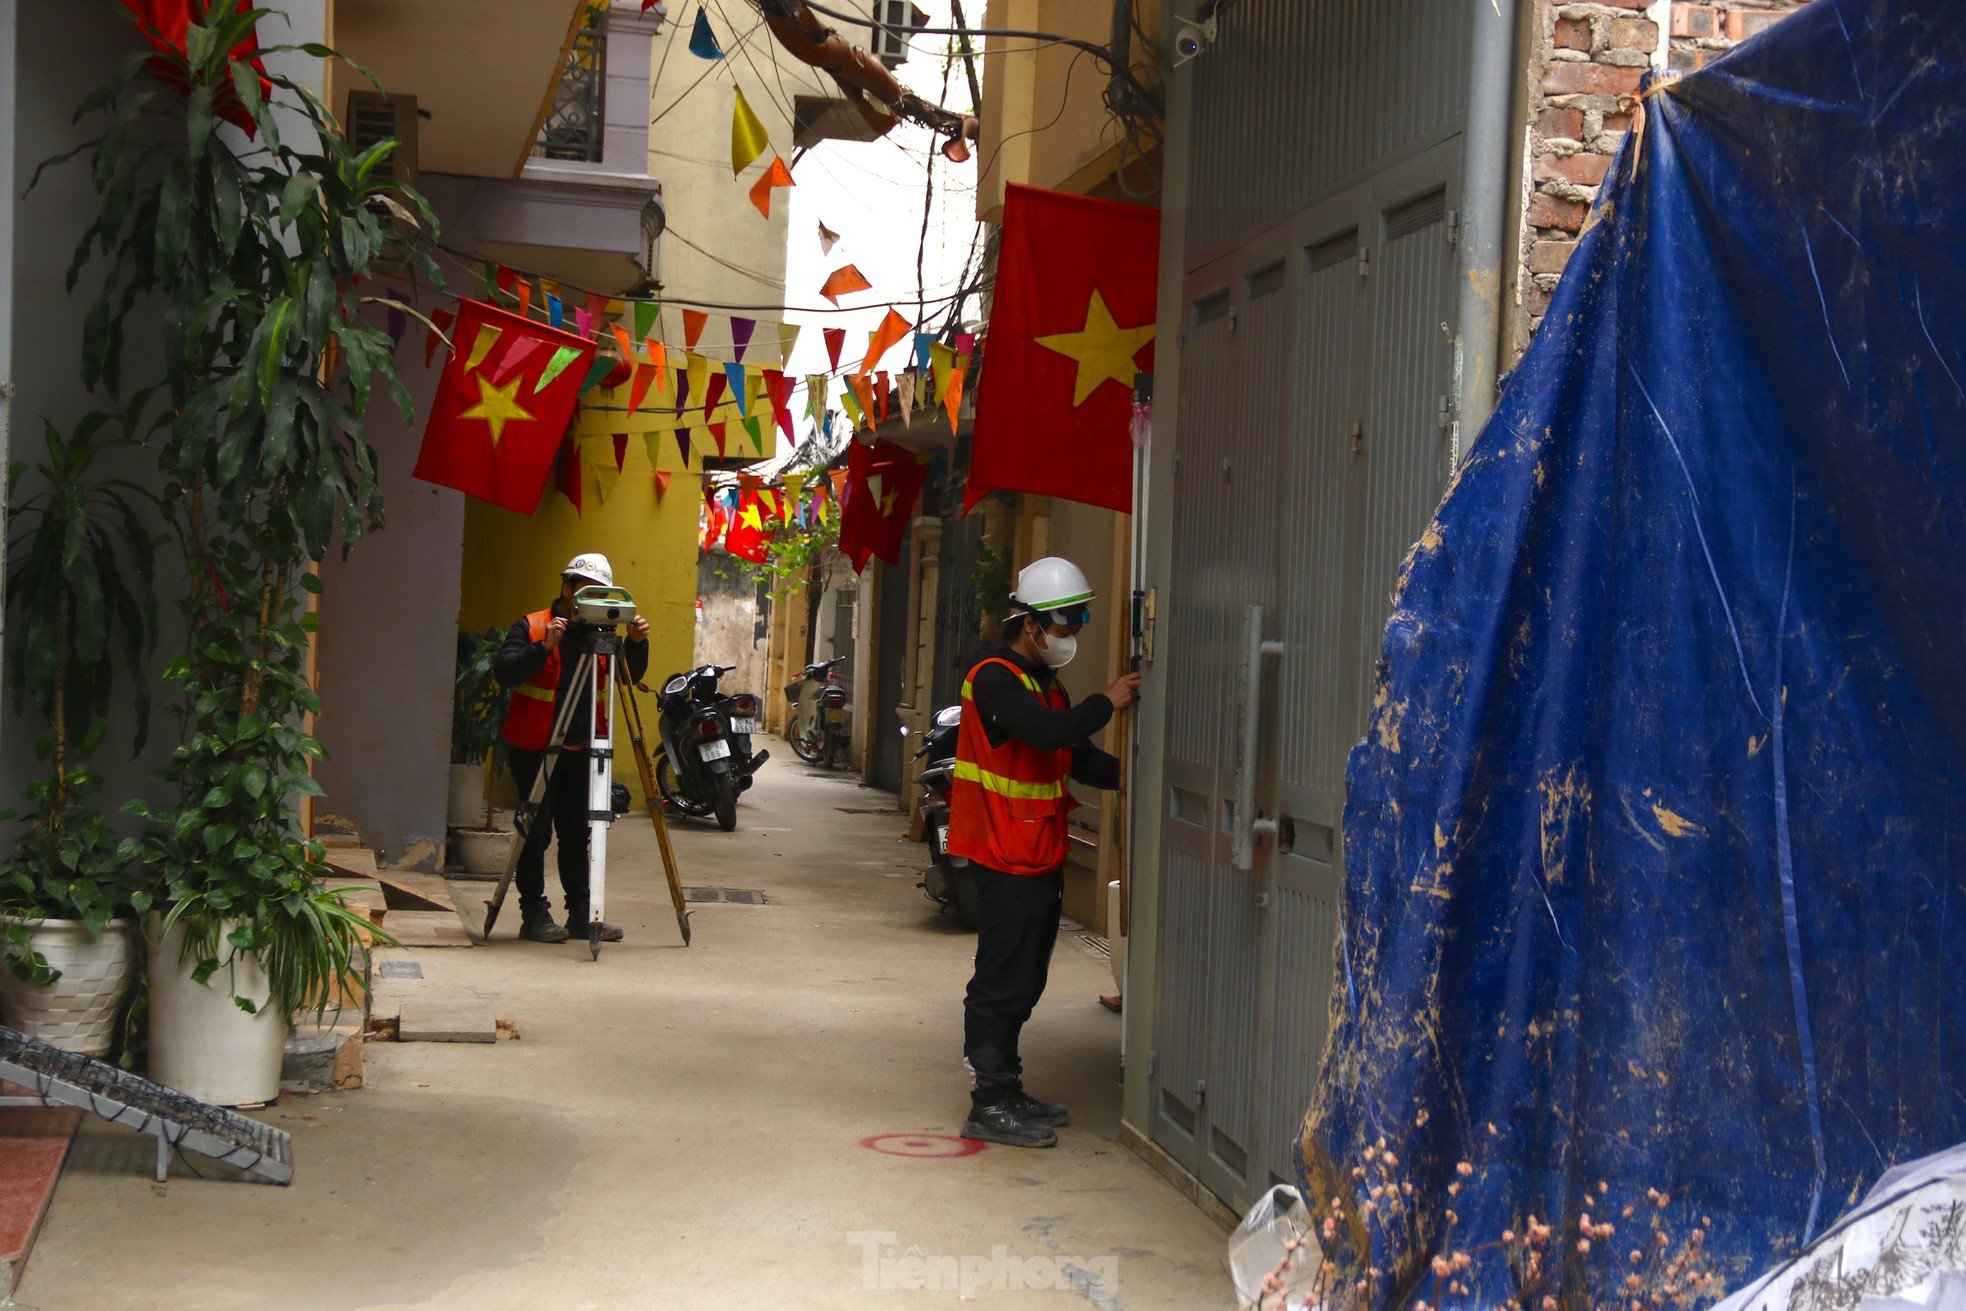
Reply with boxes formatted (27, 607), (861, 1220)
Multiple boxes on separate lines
(53, 7), (436, 1101)
(0, 412), (162, 1057)
(449, 626), (507, 824)
(449, 626), (516, 875)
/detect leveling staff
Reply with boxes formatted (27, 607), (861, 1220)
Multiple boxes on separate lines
(950, 557), (1141, 1149)
(495, 552), (650, 944)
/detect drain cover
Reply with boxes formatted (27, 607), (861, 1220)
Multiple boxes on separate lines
(683, 887), (768, 905)
(377, 961), (425, 979)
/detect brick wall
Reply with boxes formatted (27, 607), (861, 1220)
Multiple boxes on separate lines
(1511, 0), (1808, 353)
(1667, 1), (1805, 75)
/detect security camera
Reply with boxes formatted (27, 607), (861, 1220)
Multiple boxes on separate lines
(1173, 14), (1217, 67)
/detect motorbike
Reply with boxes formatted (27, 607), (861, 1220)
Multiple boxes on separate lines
(653, 663), (768, 831)
(784, 655), (852, 768)
(911, 704), (977, 926)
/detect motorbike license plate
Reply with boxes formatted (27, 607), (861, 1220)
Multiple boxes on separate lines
(824, 707), (846, 723)
(936, 825), (949, 851)
(731, 718), (759, 735)
(700, 738), (732, 761)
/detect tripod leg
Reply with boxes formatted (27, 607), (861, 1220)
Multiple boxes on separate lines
(483, 652), (591, 938)
(622, 684), (691, 945)
(584, 651), (615, 960)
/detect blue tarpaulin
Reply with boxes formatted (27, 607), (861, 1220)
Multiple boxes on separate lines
(1305, 3), (1966, 1306)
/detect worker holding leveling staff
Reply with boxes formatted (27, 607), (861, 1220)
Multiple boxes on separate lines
(495, 552), (650, 944)
(949, 557), (1141, 1148)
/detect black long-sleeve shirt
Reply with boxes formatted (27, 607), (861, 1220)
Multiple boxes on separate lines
(964, 644), (1121, 790)
(495, 599), (649, 749)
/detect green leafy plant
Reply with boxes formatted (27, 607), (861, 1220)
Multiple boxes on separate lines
(0, 410), (164, 982)
(452, 626), (509, 769)
(971, 542), (1012, 628)
(50, 5), (432, 1013)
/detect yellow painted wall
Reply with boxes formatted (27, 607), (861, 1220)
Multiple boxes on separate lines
(456, 368), (775, 801)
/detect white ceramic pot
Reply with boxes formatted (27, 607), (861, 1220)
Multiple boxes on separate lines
(0, 917), (139, 1058)
(452, 826), (516, 878)
(146, 914), (288, 1106)
(447, 762), (488, 828)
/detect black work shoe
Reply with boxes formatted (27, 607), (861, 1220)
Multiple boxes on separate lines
(519, 917), (569, 944)
(1010, 1092), (1070, 1127)
(566, 918), (625, 942)
(961, 1103), (1057, 1149)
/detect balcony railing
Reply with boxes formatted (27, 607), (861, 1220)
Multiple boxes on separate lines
(533, 26), (607, 163)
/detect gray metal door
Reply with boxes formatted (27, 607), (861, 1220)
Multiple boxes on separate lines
(1151, 135), (1465, 1208)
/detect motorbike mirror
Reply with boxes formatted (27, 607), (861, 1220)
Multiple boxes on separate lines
(898, 725), (910, 737)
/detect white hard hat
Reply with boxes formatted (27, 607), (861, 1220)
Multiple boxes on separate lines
(563, 552), (614, 587)
(1009, 556), (1094, 621)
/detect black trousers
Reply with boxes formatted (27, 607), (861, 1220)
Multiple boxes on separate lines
(509, 747), (592, 918)
(963, 864), (1064, 1107)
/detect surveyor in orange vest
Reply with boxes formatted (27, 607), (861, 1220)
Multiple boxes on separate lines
(494, 552), (651, 943)
(948, 556), (1142, 1148)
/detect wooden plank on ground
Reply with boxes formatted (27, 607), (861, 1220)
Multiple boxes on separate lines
(374, 869), (456, 914)
(386, 910), (474, 948)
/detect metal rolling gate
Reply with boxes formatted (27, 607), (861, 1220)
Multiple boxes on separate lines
(1149, 0), (1478, 1210)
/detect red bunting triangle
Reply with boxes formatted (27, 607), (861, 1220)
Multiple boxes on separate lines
(628, 363), (658, 414)
(703, 369), (729, 419)
(874, 371), (891, 423)
(654, 469), (672, 500)
(682, 309), (708, 349)
(554, 435), (583, 514)
(709, 422), (729, 457)
(765, 369), (796, 440)
(748, 156), (795, 219)
(860, 307), (912, 377)
(819, 265), (872, 306)
(612, 433), (630, 472)
(823, 327), (846, 372)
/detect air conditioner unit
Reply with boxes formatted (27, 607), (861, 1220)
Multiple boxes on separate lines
(343, 90), (420, 188)
(869, 1), (928, 69)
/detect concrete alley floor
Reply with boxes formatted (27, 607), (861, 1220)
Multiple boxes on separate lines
(16, 748), (1235, 1311)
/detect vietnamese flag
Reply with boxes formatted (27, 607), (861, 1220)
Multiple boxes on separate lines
(723, 489), (773, 563)
(120, 0), (271, 136)
(412, 299), (596, 514)
(965, 184), (1159, 515)
(838, 439), (928, 572)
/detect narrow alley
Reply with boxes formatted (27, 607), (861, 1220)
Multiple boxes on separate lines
(13, 755), (1234, 1311)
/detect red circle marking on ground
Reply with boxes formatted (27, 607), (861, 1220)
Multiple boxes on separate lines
(858, 1133), (988, 1158)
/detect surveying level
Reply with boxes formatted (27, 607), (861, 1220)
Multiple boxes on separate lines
(573, 585), (637, 627)
(481, 586), (692, 957)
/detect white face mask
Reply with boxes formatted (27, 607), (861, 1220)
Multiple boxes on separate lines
(1036, 631), (1078, 669)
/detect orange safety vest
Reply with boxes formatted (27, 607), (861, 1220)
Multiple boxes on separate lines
(503, 610), (562, 751)
(946, 656), (1076, 876)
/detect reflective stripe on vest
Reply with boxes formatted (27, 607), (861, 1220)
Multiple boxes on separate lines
(502, 609), (563, 751)
(951, 759), (1067, 801)
(944, 655), (1074, 877)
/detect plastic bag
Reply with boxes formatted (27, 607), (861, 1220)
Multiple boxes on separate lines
(1228, 1183), (1324, 1311)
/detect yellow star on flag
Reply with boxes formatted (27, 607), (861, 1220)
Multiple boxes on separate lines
(1034, 289), (1157, 407)
(461, 372), (535, 446)
(739, 502), (766, 532)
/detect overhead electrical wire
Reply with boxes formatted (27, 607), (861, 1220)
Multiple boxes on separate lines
(430, 240), (990, 318)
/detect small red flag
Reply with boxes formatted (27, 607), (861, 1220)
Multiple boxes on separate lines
(860, 307), (912, 377)
(823, 327), (846, 372)
(966, 184), (1159, 514)
(412, 299), (596, 514)
(682, 309), (709, 349)
(724, 489), (772, 562)
(838, 439), (928, 572)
